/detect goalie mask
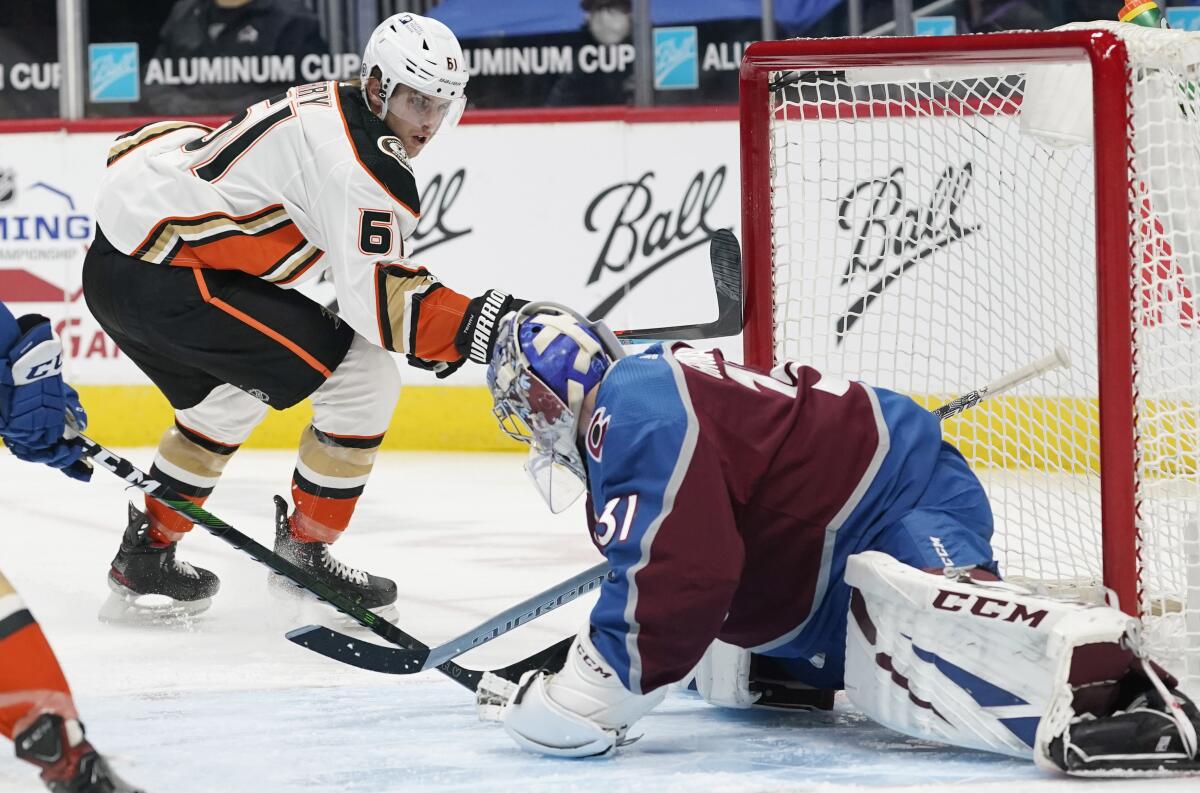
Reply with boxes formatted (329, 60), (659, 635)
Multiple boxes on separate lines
(488, 303), (623, 513)
(360, 13), (468, 133)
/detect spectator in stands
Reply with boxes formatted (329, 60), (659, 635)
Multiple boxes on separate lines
(147, 0), (328, 115)
(965, 1), (1099, 33)
(547, 0), (634, 107)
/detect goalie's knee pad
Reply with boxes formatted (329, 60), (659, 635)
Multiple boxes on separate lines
(842, 550), (1147, 762)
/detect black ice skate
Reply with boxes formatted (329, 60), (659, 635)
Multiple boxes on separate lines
(99, 502), (220, 623)
(269, 495), (398, 611)
(15, 713), (144, 793)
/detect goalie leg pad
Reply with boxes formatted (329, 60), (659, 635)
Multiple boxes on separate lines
(843, 550), (1141, 761)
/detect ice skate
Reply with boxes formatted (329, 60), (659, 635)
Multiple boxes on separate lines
(268, 495), (398, 621)
(15, 713), (143, 793)
(98, 502), (220, 624)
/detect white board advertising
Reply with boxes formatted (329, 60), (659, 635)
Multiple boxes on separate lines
(0, 118), (743, 387)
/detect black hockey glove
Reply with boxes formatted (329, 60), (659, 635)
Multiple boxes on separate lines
(1045, 661), (1200, 775)
(453, 289), (527, 365)
(405, 354), (466, 380)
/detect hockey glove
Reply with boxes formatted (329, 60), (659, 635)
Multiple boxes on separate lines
(1043, 659), (1200, 775)
(453, 289), (527, 365)
(0, 316), (90, 481)
(405, 353), (466, 380)
(478, 628), (665, 758)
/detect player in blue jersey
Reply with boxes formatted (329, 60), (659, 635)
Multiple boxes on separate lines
(0, 302), (141, 792)
(477, 302), (1200, 777)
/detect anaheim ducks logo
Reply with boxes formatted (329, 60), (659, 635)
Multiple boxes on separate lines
(377, 136), (412, 173)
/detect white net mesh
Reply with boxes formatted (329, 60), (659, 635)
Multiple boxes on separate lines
(760, 22), (1200, 691)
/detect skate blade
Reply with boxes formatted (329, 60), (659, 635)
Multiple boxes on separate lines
(267, 572), (399, 627)
(98, 579), (212, 626)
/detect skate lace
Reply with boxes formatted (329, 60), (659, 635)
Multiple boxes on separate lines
(172, 558), (200, 579)
(320, 547), (369, 587)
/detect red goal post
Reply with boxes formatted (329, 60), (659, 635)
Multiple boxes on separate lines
(737, 25), (1200, 687)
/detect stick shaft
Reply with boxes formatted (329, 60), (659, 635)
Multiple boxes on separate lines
(425, 562), (609, 669)
(76, 435), (476, 675)
(933, 347), (1071, 420)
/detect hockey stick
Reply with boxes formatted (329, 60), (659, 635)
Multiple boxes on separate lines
(613, 228), (743, 343)
(932, 346), (1072, 420)
(283, 347), (1076, 681)
(72, 434), (533, 690)
(285, 562), (611, 674)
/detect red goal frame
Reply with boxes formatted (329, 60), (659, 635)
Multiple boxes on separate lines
(737, 30), (1139, 615)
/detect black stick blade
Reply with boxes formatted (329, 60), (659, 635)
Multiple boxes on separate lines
(708, 227), (743, 304)
(285, 624), (430, 674)
(616, 229), (744, 342)
(487, 635), (574, 683)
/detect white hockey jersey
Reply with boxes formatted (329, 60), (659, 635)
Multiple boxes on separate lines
(96, 81), (468, 361)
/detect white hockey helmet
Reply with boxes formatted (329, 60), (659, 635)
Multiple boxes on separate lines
(360, 13), (469, 129)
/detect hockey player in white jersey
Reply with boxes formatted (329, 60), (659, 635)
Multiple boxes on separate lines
(82, 13), (524, 619)
(477, 303), (1200, 777)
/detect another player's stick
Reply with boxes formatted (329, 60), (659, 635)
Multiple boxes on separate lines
(72, 434), (558, 690)
(932, 346), (1072, 420)
(613, 228), (743, 342)
(285, 562), (611, 674)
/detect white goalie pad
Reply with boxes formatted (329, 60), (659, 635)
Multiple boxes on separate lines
(843, 551), (1141, 762)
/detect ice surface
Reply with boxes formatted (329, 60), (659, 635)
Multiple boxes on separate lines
(0, 450), (1195, 791)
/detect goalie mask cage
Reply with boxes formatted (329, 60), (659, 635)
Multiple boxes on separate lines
(740, 22), (1200, 691)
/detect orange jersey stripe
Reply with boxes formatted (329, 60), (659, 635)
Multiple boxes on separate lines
(191, 269), (333, 377)
(172, 224), (307, 275)
(133, 204), (287, 259)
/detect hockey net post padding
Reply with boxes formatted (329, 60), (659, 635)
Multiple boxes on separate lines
(740, 24), (1200, 692)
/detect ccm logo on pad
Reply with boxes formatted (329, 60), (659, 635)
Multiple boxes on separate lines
(932, 590), (1048, 628)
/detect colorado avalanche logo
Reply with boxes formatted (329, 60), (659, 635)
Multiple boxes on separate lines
(377, 136), (412, 173)
(586, 406), (610, 463)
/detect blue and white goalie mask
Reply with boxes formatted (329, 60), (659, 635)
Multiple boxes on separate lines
(487, 303), (623, 513)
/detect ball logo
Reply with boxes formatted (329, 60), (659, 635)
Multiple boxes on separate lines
(377, 136), (412, 173)
(586, 406), (610, 463)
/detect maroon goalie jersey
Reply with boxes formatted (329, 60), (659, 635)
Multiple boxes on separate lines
(583, 343), (954, 694)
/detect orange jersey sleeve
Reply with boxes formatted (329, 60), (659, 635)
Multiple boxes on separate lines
(372, 262), (469, 359)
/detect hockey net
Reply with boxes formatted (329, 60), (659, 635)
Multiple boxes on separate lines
(740, 22), (1200, 692)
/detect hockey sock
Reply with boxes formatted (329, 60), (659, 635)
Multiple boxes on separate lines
(144, 420), (240, 543)
(0, 572), (76, 741)
(289, 425), (383, 543)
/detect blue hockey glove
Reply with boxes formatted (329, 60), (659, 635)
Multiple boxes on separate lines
(0, 317), (91, 481)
